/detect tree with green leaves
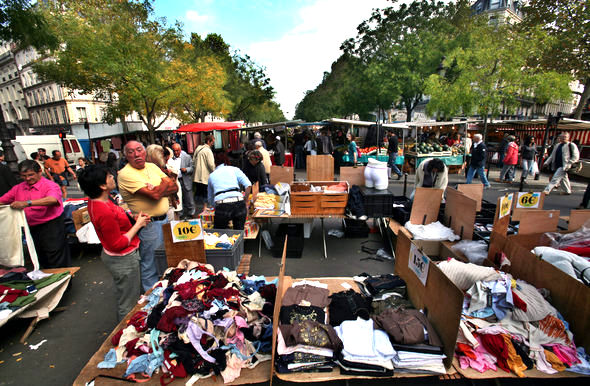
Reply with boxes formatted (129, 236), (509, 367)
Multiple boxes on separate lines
(520, 1), (590, 119)
(425, 19), (572, 140)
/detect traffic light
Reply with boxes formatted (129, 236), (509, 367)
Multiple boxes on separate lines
(58, 129), (66, 139)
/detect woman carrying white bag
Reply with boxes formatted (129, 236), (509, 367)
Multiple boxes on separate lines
(520, 137), (538, 182)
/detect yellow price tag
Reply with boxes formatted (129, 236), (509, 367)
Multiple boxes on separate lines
(171, 220), (203, 243)
(499, 193), (513, 219)
(516, 192), (540, 209)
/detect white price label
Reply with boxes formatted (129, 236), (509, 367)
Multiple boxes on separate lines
(409, 244), (430, 286)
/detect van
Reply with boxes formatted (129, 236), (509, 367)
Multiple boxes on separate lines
(15, 135), (84, 166)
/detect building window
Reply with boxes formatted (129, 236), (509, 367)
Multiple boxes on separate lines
(490, 0), (501, 9)
(53, 108), (59, 123)
(49, 87), (54, 101)
(61, 106), (68, 123)
(56, 87), (63, 99)
(76, 106), (87, 122)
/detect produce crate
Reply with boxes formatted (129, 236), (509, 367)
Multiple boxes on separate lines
(360, 187), (395, 217)
(290, 181), (349, 215)
(272, 223), (304, 258)
(343, 218), (369, 238)
(204, 229), (244, 271)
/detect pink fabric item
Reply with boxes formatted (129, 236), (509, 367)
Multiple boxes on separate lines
(545, 344), (580, 367)
(0, 178), (63, 226)
(459, 336), (498, 373)
(226, 316), (248, 346)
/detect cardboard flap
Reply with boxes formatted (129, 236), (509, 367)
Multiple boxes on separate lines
(162, 223), (206, 267)
(410, 188), (443, 225)
(444, 187), (476, 240)
(394, 231), (463, 368)
(568, 209), (590, 231)
(491, 194), (511, 238)
(270, 166), (294, 185)
(306, 155), (334, 181)
(517, 210), (560, 234)
(339, 166), (365, 187)
(457, 183), (483, 211)
(270, 236), (289, 384)
(511, 192), (546, 221)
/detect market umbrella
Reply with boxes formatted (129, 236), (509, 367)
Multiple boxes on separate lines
(174, 121), (243, 133)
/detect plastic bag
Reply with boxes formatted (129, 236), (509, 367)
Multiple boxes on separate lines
(529, 161), (539, 175)
(451, 240), (489, 265)
(328, 229), (344, 238)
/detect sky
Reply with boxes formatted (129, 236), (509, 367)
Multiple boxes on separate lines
(153, 0), (393, 119)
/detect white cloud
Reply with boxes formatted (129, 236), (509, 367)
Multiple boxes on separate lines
(185, 10), (210, 24)
(246, 0), (392, 119)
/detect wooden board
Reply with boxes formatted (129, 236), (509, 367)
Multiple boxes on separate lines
(270, 237), (288, 384)
(394, 231), (464, 369)
(511, 192), (546, 221)
(568, 209), (590, 230)
(162, 222), (206, 267)
(410, 188), (443, 225)
(270, 166), (294, 185)
(517, 209), (560, 235)
(72, 207), (90, 231)
(444, 187), (476, 240)
(306, 155), (334, 181)
(339, 166), (365, 187)
(491, 195), (511, 238)
(456, 184), (483, 212)
(453, 357), (584, 379)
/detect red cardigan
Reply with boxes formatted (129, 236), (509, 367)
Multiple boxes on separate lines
(87, 199), (140, 256)
(503, 142), (519, 165)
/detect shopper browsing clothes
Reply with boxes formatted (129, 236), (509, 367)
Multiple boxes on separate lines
(79, 165), (150, 320)
(543, 133), (579, 195)
(118, 141), (178, 291)
(412, 157), (448, 199)
(206, 160), (252, 230)
(0, 160), (71, 268)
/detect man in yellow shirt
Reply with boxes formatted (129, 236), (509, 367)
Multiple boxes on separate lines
(118, 141), (178, 291)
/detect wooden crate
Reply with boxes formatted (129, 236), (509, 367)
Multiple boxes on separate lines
(290, 181), (348, 215)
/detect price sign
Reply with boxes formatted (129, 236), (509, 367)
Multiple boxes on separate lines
(498, 193), (513, 219)
(409, 244), (430, 286)
(516, 192), (541, 209)
(170, 219), (203, 243)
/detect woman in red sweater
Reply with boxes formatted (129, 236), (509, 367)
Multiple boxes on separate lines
(497, 136), (519, 183)
(78, 165), (150, 320)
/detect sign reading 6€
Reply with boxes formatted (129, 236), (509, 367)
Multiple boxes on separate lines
(516, 192), (541, 209)
(170, 219), (203, 243)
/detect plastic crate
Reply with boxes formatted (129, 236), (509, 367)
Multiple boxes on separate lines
(343, 218), (369, 238)
(205, 229), (244, 271)
(360, 187), (395, 217)
(272, 224), (304, 258)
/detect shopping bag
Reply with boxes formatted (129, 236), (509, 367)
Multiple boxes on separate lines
(529, 161), (539, 175)
(491, 152), (499, 162)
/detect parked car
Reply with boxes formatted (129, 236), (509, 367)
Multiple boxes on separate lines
(15, 135), (84, 166)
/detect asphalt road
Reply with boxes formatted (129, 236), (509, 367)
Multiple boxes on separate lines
(0, 167), (587, 385)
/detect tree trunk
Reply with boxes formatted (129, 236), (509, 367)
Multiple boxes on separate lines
(148, 123), (155, 145)
(573, 78), (590, 119)
(482, 113), (488, 143)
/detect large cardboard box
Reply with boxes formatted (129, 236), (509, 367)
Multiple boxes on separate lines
(411, 239), (468, 263)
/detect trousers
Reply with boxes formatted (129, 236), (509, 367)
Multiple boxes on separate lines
(214, 201), (247, 230)
(180, 179), (195, 218)
(544, 167), (571, 194)
(29, 213), (71, 268)
(138, 218), (168, 292)
(101, 248), (141, 321)
(466, 165), (490, 187)
(387, 154), (402, 176)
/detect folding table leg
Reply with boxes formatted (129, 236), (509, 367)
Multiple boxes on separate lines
(321, 218), (327, 259)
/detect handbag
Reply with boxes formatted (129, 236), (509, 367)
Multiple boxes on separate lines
(569, 143), (583, 173)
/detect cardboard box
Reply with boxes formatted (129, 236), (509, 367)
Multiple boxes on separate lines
(411, 239), (468, 263)
(71, 207), (90, 231)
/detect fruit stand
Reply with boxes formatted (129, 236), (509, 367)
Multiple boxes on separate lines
(341, 146), (404, 164)
(405, 141), (465, 173)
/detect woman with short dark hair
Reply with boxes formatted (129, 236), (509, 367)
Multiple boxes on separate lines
(78, 165), (150, 320)
(242, 150), (268, 186)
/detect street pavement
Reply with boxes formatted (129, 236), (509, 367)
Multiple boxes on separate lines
(0, 167), (587, 385)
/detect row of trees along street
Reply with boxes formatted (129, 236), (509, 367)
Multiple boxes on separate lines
(21, 0), (284, 144)
(294, 0), (588, 141)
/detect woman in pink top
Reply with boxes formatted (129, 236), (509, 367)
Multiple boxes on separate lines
(78, 165), (150, 320)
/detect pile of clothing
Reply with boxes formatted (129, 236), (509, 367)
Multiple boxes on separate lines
(438, 258), (590, 376)
(203, 231), (241, 250)
(98, 261), (276, 384)
(253, 193), (280, 210)
(0, 268), (71, 322)
(532, 246), (590, 285)
(276, 280), (339, 373)
(405, 221), (460, 242)
(276, 274), (447, 377)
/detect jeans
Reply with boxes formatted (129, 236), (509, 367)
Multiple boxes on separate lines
(500, 164), (515, 181)
(138, 218), (168, 292)
(466, 165), (490, 187)
(544, 167), (571, 194)
(521, 159), (533, 180)
(294, 145), (304, 169)
(214, 201), (247, 230)
(387, 154), (402, 176)
(101, 248), (141, 321)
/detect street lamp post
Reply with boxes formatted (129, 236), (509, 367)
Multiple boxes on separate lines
(0, 108), (18, 175)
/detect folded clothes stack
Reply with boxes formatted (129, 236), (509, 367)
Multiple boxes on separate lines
(203, 231), (240, 250)
(97, 261), (277, 384)
(437, 258), (590, 376)
(276, 281), (338, 373)
(276, 274), (447, 377)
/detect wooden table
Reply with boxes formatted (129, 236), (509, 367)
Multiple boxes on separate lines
(251, 210), (344, 259)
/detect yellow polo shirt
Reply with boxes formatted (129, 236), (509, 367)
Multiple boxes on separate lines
(118, 162), (169, 216)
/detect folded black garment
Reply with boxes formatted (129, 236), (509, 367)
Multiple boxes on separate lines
(339, 367), (394, 377)
(328, 290), (371, 326)
(364, 274), (406, 296)
(391, 343), (444, 356)
(275, 353), (335, 373)
(337, 353), (392, 372)
(275, 362), (334, 374)
(280, 304), (325, 325)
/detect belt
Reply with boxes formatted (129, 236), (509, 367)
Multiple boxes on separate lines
(151, 214), (167, 221)
(215, 196), (243, 205)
